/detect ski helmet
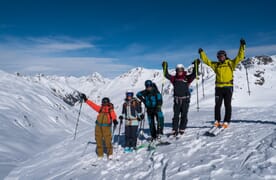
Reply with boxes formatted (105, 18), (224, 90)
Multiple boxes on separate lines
(145, 80), (153, 88)
(126, 90), (134, 97)
(102, 97), (110, 104)
(217, 50), (227, 58)
(176, 64), (185, 72)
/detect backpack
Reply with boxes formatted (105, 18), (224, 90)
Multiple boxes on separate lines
(124, 98), (140, 108)
(97, 103), (114, 126)
(152, 82), (160, 94)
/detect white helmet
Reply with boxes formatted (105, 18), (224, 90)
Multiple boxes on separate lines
(176, 64), (185, 72)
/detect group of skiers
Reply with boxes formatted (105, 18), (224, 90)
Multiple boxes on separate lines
(80, 39), (246, 159)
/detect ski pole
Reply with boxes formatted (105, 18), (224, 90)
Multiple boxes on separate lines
(245, 63), (251, 96)
(112, 123), (117, 144)
(81, 141), (94, 157)
(201, 61), (205, 98)
(137, 113), (146, 144)
(195, 62), (200, 112)
(73, 99), (83, 140)
(161, 60), (166, 96)
(117, 118), (123, 144)
(114, 118), (123, 159)
(141, 105), (146, 136)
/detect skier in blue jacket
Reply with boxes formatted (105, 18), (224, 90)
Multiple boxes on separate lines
(136, 80), (164, 140)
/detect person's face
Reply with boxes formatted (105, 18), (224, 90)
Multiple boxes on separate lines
(127, 96), (132, 100)
(217, 54), (226, 62)
(146, 86), (153, 91)
(177, 70), (184, 76)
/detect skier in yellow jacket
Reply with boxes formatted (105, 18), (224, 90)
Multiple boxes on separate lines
(198, 38), (246, 129)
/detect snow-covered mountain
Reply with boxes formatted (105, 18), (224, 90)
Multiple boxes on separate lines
(1, 55), (276, 179)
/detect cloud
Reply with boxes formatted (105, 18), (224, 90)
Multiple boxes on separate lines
(225, 44), (276, 59)
(1, 34), (275, 78)
(0, 36), (133, 77)
(246, 44), (276, 56)
(0, 36), (95, 53)
(107, 43), (200, 68)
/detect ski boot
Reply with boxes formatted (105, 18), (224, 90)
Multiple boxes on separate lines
(222, 122), (229, 129)
(214, 120), (221, 128)
(124, 147), (131, 153)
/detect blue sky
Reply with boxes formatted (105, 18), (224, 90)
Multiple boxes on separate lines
(0, 0), (276, 77)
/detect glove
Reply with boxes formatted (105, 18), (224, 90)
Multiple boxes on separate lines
(140, 113), (145, 120)
(192, 59), (201, 66)
(113, 119), (118, 126)
(162, 61), (168, 69)
(198, 48), (203, 54)
(80, 93), (87, 102)
(119, 115), (124, 120)
(240, 38), (246, 45)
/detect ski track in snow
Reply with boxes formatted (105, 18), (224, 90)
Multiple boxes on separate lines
(1, 56), (276, 179)
(5, 108), (276, 180)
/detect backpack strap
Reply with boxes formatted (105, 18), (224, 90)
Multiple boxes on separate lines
(99, 103), (114, 121)
(227, 60), (233, 72)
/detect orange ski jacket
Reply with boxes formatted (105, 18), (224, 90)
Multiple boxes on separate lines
(85, 99), (117, 124)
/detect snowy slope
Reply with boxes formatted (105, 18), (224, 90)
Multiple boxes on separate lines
(0, 71), (94, 179)
(1, 55), (276, 179)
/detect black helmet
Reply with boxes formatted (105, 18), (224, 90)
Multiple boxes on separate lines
(102, 97), (110, 104)
(145, 80), (153, 88)
(217, 50), (227, 58)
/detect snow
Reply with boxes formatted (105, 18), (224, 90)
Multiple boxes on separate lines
(1, 55), (276, 179)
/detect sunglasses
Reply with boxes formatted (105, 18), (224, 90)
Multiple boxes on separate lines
(102, 100), (109, 104)
(217, 54), (226, 57)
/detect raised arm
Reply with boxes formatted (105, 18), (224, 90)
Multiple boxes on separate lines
(230, 39), (246, 69)
(162, 61), (173, 80)
(80, 93), (101, 112)
(186, 59), (200, 83)
(198, 48), (217, 71)
(86, 99), (101, 112)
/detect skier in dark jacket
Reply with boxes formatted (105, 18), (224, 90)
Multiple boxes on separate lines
(136, 80), (164, 140)
(119, 90), (144, 153)
(162, 59), (200, 136)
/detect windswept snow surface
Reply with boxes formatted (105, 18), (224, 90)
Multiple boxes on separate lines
(1, 56), (276, 179)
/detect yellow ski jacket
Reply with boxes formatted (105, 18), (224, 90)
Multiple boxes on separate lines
(200, 44), (245, 87)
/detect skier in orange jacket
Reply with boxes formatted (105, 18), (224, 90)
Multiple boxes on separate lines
(81, 94), (118, 160)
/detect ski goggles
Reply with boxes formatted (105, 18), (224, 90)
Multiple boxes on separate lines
(145, 82), (153, 88)
(217, 54), (226, 58)
(126, 92), (134, 97)
(102, 99), (109, 104)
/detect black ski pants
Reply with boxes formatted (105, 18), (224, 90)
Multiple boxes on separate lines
(147, 108), (164, 139)
(172, 97), (190, 132)
(215, 87), (233, 123)
(125, 126), (138, 148)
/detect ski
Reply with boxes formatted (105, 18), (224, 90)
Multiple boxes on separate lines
(147, 141), (157, 151)
(166, 132), (185, 141)
(136, 142), (150, 150)
(204, 127), (225, 136)
(156, 139), (171, 146)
